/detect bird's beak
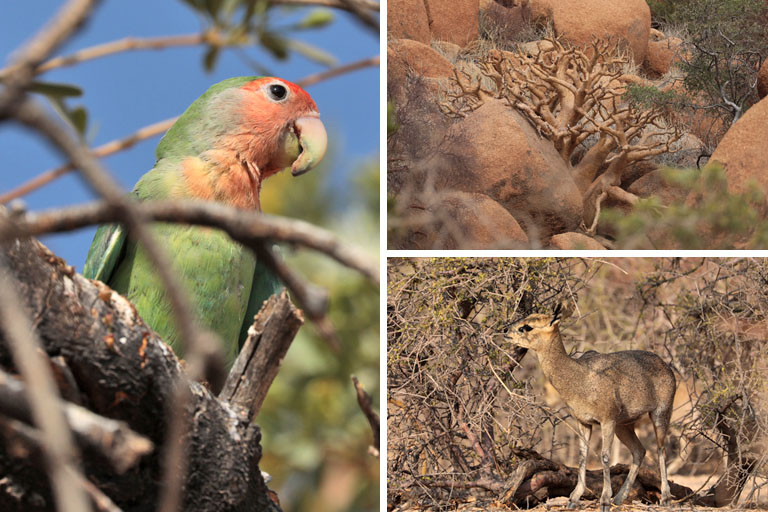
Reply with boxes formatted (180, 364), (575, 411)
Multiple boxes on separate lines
(291, 115), (327, 176)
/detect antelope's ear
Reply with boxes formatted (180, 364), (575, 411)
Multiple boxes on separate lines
(549, 319), (561, 330)
(560, 300), (575, 320)
(550, 303), (562, 325)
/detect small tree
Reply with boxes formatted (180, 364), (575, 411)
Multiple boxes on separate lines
(440, 37), (682, 233)
(649, 0), (768, 126)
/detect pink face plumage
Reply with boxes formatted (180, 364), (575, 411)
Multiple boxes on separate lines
(240, 77), (319, 114)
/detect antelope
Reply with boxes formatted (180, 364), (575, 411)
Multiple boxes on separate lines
(504, 302), (676, 511)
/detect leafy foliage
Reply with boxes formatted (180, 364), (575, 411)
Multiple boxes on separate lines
(622, 83), (686, 114)
(260, 159), (380, 512)
(647, 0), (768, 125)
(389, 258), (768, 509)
(182, 0), (337, 69)
(603, 163), (768, 249)
(388, 258), (590, 505)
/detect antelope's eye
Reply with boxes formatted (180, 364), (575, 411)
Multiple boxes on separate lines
(518, 325), (533, 333)
(268, 84), (288, 101)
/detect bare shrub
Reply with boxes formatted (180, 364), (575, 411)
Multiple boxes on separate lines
(478, 1), (539, 51)
(387, 258), (589, 505)
(439, 37), (682, 234)
(388, 258), (768, 510)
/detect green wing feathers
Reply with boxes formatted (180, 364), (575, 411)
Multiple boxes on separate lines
(82, 223), (126, 282)
(238, 258), (283, 349)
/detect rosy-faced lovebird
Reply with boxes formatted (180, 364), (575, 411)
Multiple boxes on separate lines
(83, 76), (327, 364)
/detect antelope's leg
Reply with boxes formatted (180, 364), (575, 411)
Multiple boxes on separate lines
(599, 420), (616, 512)
(613, 423), (645, 504)
(651, 410), (672, 505)
(568, 422), (593, 509)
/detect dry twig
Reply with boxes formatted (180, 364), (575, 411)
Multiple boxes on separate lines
(352, 375), (380, 457)
(0, 0), (101, 117)
(0, 255), (90, 512)
(0, 368), (153, 474)
(0, 55), (379, 205)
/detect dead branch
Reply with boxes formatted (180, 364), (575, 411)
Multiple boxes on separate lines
(220, 292), (304, 418)
(0, 199), (378, 285)
(0, 417), (125, 512)
(0, 369), (153, 474)
(0, 255), (90, 512)
(352, 376), (380, 457)
(0, 235), (286, 511)
(0, 56), (378, 205)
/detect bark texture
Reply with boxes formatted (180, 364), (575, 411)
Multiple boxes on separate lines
(0, 236), (300, 512)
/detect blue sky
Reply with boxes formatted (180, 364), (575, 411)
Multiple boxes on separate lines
(0, 0), (379, 268)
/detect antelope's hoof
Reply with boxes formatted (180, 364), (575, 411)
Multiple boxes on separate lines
(567, 500), (580, 509)
(600, 502), (611, 512)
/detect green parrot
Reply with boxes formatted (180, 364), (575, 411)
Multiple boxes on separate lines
(83, 76), (327, 365)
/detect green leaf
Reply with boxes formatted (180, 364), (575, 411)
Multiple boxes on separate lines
(28, 80), (83, 98)
(221, 0), (240, 18)
(296, 9), (334, 29)
(205, 0), (224, 17)
(44, 96), (89, 141)
(286, 39), (337, 66)
(203, 45), (220, 72)
(260, 31), (289, 60)
(68, 107), (88, 138)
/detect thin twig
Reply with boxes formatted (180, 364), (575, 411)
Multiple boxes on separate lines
(11, 98), (213, 512)
(1, 55), (379, 204)
(0, 117), (176, 204)
(296, 55), (379, 88)
(1, 199), (379, 284)
(0, 255), (91, 512)
(271, 0), (379, 11)
(352, 375), (380, 457)
(37, 34), (205, 74)
(0, 0), (101, 117)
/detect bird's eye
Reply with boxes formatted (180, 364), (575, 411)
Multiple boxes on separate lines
(518, 325), (533, 333)
(268, 84), (288, 101)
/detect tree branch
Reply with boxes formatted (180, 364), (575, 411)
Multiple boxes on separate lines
(0, 254), (91, 512)
(220, 292), (303, 418)
(270, 0), (379, 12)
(337, 0), (379, 32)
(0, 416), (125, 512)
(0, 0), (101, 117)
(0, 368), (153, 474)
(0, 117), (176, 205)
(1, 199), (379, 284)
(0, 235), (283, 511)
(0, 55), (379, 205)
(40, 34), (204, 74)
(296, 55), (379, 88)
(351, 375), (379, 457)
